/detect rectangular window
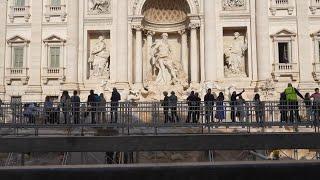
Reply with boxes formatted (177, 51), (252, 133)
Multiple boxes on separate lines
(50, 47), (60, 68)
(13, 47), (24, 68)
(14, 0), (25, 6)
(51, 0), (61, 6)
(278, 42), (289, 63)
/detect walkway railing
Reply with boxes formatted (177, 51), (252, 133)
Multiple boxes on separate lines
(0, 101), (319, 135)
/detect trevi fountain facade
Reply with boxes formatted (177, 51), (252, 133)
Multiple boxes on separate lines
(1, 0), (320, 101)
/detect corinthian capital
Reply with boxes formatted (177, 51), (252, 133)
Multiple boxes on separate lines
(189, 23), (200, 29)
(132, 24), (144, 31)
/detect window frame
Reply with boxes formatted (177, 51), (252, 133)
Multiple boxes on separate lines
(49, 46), (61, 68)
(271, 29), (296, 65)
(13, 46), (24, 68)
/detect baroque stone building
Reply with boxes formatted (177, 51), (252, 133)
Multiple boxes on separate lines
(1, 0), (320, 101)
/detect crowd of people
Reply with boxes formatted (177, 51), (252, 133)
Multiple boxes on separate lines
(161, 83), (320, 124)
(22, 88), (121, 124)
(3, 83), (320, 125)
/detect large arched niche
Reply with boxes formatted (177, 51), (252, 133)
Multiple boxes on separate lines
(133, 0), (199, 16)
(142, 0), (191, 25)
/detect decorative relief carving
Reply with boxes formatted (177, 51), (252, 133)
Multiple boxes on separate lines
(189, 22), (200, 29)
(88, 0), (111, 14)
(222, 0), (246, 10)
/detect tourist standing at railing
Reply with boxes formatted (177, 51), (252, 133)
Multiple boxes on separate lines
(169, 91), (180, 123)
(236, 95), (247, 122)
(284, 83), (304, 123)
(71, 91), (81, 124)
(161, 91), (170, 123)
(215, 92), (225, 122)
(279, 92), (288, 122)
(304, 93), (312, 121)
(60, 91), (71, 124)
(23, 103), (36, 124)
(110, 88), (121, 123)
(194, 92), (201, 123)
(230, 89), (245, 122)
(204, 89), (215, 123)
(44, 96), (53, 124)
(0, 98), (3, 123)
(99, 93), (107, 124)
(87, 90), (98, 124)
(186, 91), (196, 123)
(311, 88), (320, 123)
(253, 94), (264, 123)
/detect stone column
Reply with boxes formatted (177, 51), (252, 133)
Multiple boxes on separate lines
(145, 31), (154, 79)
(26, 0), (43, 98)
(179, 30), (188, 76)
(256, 0), (271, 82)
(190, 23), (200, 84)
(0, 0), (7, 93)
(204, 0), (217, 82)
(134, 25), (143, 87)
(117, 0), (128, 84)
(65, 0), (79, 90)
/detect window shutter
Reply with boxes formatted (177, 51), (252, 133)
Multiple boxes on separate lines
(15, 0), (25, 6)
(51, 0), (61, 6)
(14, 47), (24, 68)
(50, 47), (60, 68)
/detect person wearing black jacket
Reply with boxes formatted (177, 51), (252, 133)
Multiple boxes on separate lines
(194, 92), (201, 123)
(110, 88), (121, 123)
(87, 90), (97, 124)
(186, 91), (196, 123)
(204, 89), (215, 123)
(161, 91), (170, 123)
(230, 89), (245, 122)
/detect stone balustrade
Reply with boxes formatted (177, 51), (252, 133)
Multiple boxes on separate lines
(269, 0), (294, 15)
(42, 67), (66, 84)
(44, 4), (67, 22)
(8, 6), (31, 23)
(310, 0), (320, 14)
(272, 63), (299, 81)
(5, 67), (29, 85)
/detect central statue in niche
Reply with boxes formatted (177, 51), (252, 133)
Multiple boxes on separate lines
(150, 33), (186, 86)
(224, 32), (248, 78)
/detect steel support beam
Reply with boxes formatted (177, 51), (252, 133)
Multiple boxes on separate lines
(0, 133), (320, 152)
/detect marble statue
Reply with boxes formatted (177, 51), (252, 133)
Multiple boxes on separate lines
(223, 0), (245, 10)
(88, 0), (111, 14)
(88, 36), (110, 78)
(224, 32), (248, 77)
(150, 33), (181, 85)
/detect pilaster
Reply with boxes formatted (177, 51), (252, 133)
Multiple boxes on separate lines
(26, 0), (43, 97)
(0, 0), (7, 94)
(65, 0), (79, 90)
(204, 0), (217, 82)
